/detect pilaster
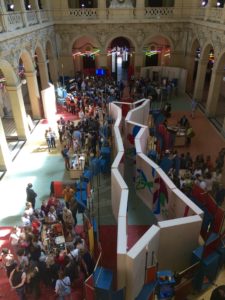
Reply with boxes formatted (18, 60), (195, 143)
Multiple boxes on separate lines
(6, 83), (30, 140)
(135, 0), (145, 18)
(37, 60), (50, 90)
(193, 59), (208, 101)
(25, 71), (42, 119)
(205, 70), (223, 117)
(97, 0), (107, 19)
(97, 52), (108, 69)
(185, 53), (196, 93)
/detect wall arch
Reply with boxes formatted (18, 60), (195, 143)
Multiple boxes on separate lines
(142, 34), (174, 52)
(0, 59), (19, 86)
(104, 34), (137, 52)
(19, 49), (35, 73)
(35, 42), (46, 62)
(200, 41), (214, 61)
(70, 35), (101, 53)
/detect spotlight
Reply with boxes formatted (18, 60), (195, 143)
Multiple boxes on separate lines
(27, 4), (31, 9)
(7, 3), (14, 11)
(81, 3), (85, 7)
(201, 1), (206, 6)
(217, 1), (221, 6)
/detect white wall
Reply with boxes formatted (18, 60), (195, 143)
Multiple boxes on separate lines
(157, 215), (202, 271)
(126, 225), (160, 300)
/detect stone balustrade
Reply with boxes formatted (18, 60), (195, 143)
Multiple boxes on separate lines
(6, 12), (24, 31)
(0, 6), (225, 33)
(207, 7), (222, 22)
(145, 7), (174, 18)
(26, 11), (39, 26)
(40, 10), (49, 23)
(63, 8), (97, 18)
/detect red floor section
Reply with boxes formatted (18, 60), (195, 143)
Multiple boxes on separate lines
(127, 225), (150, 250)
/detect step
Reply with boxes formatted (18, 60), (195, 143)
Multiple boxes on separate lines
(94, 266), (113, 290)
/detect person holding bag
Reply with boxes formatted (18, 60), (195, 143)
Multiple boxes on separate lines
(55, 270), (72, 300)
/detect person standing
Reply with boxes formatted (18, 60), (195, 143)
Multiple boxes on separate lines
(26, 183), (37, 209)
(61, 145), (70, 170)
(49, 127), (57, 148)
(191, 98), (197, 119)
(9, 263), (27, 300)
(45, 129), (52, 152)
(55, 270), (72, 300)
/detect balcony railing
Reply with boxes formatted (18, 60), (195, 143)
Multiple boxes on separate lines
(145, 7), (174, 18)
(207, 7), (222, 22)
(26, 10), (39, 26)
(0, 6), (225, 34)
(58, 8), (97, 20)
(6, 12), (24, 31)
(40, 10), (49, 23)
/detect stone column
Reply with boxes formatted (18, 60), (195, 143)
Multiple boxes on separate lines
(205, 69), (223, 117)
(185, 53), (196, 93)
(135, 0), (145, 18)
(37, 60), (49, 90)
(0, 117), (12, 171)
(193, 59), (208, 101)
(48, 57), (58, 84)
(25, 71), (42, 119)
(6, 83), (30, 140)
(98, 0), (107, 19)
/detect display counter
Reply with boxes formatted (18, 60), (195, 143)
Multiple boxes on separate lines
(167, 126), (186, 147)
(41, 222), (65, 254)
(69, 153), (86, 179)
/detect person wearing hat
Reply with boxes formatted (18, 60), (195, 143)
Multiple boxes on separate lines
(26, 183), (37, 209)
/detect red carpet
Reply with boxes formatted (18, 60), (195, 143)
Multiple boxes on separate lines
(40, 103), (79, 125)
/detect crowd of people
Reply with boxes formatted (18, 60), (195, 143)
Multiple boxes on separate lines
(1, 72), (224, 300)
(1, 185), (94, 300)
(153, 148), (225, 205)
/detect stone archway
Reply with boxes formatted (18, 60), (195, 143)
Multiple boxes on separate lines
(35, 42), (49, 90)
(193, 42), (214, 105)
(105, 36), (135, 81)
(142, 35), (172, 68)
(19, 49), (42, 119)
(0, 59), (30, 170)
(72, 35), (101, 77)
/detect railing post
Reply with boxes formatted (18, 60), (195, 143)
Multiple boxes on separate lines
(135, 0), (145, 18)
(34, 0), (42, 24)
(204, 0), (215, 20)
(98, 0), (106, 19)
(0, 0), (9, 32)
(19, 0), (29, 27)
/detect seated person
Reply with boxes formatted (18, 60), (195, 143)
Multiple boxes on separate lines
(178, 115), (189, 128)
